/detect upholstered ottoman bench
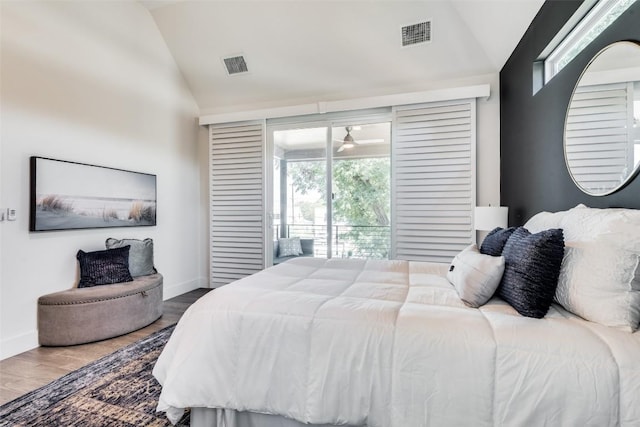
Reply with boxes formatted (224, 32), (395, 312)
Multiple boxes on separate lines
(37, 273), (163, 346)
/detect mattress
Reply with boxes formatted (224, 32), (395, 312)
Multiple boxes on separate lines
(153, 257), (640, 426)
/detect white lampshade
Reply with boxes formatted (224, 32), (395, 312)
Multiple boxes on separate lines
(474, 206), (508, 231)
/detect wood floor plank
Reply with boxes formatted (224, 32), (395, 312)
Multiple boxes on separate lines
(0, 288), (211, 406)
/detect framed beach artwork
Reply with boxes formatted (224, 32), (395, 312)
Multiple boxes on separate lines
(29, 157), (157, 232)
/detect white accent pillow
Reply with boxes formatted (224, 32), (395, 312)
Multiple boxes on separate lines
(555, 205), (640, 331)
(447, 244), (505, 308)
(278, 237), (303, 257)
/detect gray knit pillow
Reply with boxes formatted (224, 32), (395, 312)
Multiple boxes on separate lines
(106, 238), (156, 277)
(278, 237), (303, 257)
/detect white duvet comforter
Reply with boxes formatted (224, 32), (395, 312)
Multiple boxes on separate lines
(154, 258), (640, 426)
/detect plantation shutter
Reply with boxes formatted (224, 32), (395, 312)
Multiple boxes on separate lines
(392, 99), (476, 263)
(565, 82), (633, 193)
(209, 122), (265, 287)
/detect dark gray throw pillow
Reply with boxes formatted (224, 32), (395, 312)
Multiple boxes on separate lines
(480, 227), (517, 256)
(498, 227), (565, 318)
(77, 246), (133, 288)
(105, 238), (156, 277)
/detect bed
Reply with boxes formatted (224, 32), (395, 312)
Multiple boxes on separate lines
(153, 205), (640, 427)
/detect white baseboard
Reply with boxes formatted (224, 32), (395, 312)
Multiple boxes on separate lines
(197, 275), (210, 289)
(1, 330), (39, 361)
(163, 277), (206, 300)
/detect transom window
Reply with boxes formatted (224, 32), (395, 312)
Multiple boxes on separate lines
(533, 0), (636, 93)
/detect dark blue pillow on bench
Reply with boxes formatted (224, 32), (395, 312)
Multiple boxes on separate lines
(77, 246), (133, 288)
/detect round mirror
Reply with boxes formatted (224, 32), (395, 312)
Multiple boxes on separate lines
(564, 41), (640, 196)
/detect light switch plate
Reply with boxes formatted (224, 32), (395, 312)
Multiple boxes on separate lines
(7, 208), (16, 221)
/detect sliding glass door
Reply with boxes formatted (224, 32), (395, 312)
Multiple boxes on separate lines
(330, 123), (391, 259)
(271, 126), (329, 259)
(268, 119), (391, 266)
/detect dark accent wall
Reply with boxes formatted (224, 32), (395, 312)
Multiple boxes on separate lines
(500, 0), (640, 225)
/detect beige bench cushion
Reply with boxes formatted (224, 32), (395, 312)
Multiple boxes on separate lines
(38, 273), (163, 346)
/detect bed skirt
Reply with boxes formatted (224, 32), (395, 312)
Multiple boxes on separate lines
(190, 408), (363, 427)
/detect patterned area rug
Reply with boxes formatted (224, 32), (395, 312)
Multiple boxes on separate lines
(0, 325), (188, 427)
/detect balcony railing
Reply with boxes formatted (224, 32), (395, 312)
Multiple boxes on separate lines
(274, 223), (390, 259)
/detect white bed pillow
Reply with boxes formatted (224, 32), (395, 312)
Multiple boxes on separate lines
(523, 205), (582, 233)
(555, 205), (640, 331)
(447, 244), (505, 308)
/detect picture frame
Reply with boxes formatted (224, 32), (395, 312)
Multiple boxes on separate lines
(29, 157), (157, 232)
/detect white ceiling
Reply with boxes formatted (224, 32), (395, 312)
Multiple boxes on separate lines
(142, 0), (544, 116)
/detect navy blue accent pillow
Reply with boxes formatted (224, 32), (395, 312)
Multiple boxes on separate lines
(77, 246), (133, 288)
(480, 227), (517, 256)
(498, 227), (565, 318)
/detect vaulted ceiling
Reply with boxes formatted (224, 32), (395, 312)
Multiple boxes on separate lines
(141, 0), (545, 116)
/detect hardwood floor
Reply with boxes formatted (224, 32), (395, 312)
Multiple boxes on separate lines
(0, 287), (212, 406)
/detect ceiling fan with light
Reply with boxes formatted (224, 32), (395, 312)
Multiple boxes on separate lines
(336, 126), (356, 152)
(334, 126), (385, 152)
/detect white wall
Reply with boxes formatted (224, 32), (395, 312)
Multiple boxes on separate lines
(198, 126), (210, 285)
(0, 1), (203, 359)
(473, 74), (502, 208)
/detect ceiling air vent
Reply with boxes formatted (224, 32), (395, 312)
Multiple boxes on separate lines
(222, 55), (248, 75)
(401, 21), (431, 47)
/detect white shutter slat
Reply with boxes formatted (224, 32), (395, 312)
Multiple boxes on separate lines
(396, 189), (471, 198)
(210, 122), (264, 286)
(566, 150), (627, 160)
(570, 97), (628, 109)
(397, 217), (471, 225)
(565, 119), (627, 130)
(211, 163), (263, 172)
(397, 164), (470, 173)
(567, 112), (625, 124)
(396, 104), (471, 120)
(209, 194), (264, 201)
(396, 229), (471, 238)
(395, 117), (469, 129)
(209, 139), (261, 148)
(566, 128), (628, 138)
(572, 88), (627, 100)
(211, 190), (263, 197)
(396, 131), (471, 143)
(396, 124), (471, 136)
(397, 175), (471, 183)
(392, 100), (475, 263)
(397, 177), (468, 184)
(211, 174), (263, 182)
(565, 142), (628, 153)
(396, 145), (470, 156)
(211, 156), (263, 166)
(395, 138), (471, 150)
(397, 153), (471, 164)
(567, 104), (626, 116)
(211, 233), (263, 240)
(568, 157), (627, 167)
(210, 129), (262, 138)
(565, 83), (631, 193)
